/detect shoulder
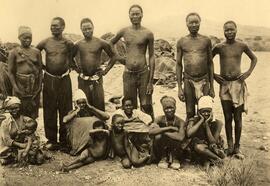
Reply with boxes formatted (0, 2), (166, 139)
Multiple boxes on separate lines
(38, 38), (50, 45)
(30, 46), (41, 54)
(75, 39), (84, 45)
(63, 37), (74, 45)
(175, 116), (185, 125)
(236, 40), (249, 49)
(154, 115), (165, 124)
(117, 27), (128, 35)
(142, 27), (154, 36)
(98, 37), (110, 46)
(9, 47), (20, 55)
(213, 119), (223, 127)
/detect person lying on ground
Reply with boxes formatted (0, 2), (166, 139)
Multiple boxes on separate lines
(149, 96), (186, 170)
(63, 89), (110, 155)
(186, 96), (225, 171)
(60, 120), (110, 172)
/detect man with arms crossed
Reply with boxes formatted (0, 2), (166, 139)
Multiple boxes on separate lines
(110, 4), (155, 119)
(37, 17), (74, 151)
(212, 21), (257, 157)
(176, 13), (215, 119)
(73, 18), (117, 111)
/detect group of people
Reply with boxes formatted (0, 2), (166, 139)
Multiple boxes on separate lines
(0, 4), (257, 172)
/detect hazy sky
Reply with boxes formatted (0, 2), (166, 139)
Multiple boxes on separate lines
(0, 0), (269, 44)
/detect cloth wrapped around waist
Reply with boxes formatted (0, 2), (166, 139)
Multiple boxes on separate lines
(15, 72), (42, 98)
(66, 116), (100, 156)
(219, 78), (248, 113)
(184, 72), (209, 100)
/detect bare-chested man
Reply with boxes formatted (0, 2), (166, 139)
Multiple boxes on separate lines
(176, 13), (215, 119)
(8, 26), (42, 119)
(73, 18), (117, 111)
(110, 4), (155, 119)
(212, 21), (257, 156)
(36, 17), (74, 151)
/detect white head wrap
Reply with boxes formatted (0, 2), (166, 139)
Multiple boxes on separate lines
(4, 96), (21, 108)
(198, 96), (213, 110)
(73, 89), (87, 102)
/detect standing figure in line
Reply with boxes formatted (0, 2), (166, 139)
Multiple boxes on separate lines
(37, 17), (74, 151)
(212, 21), (257, 157)
(73, 18), (117, 111)
(176, 12), (215, 119)
(110, 4), (155, 119)
(8, 26), (43, 119)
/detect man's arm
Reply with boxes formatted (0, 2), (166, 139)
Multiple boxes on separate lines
(186, 117), (204, 138)
(87, 104), (110, 121)
(101, 40), (117, 76)
(164, 120), (185, 141)
(33, 51), (43, 98)
(146, 32), (155, 95)
(149, 124), (178, 136)
(176, 39), (185, 102)
(7, 50), (22, 96)
(207, 39), (215, 98)
(22, 136), (33, 157)
(66, 40), (77, 70)
(205, 119), (223, 144)
(239, 44), (257, 81)
(109, 29), (126, 65)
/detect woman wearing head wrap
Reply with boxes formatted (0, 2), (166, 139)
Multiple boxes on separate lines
(186, 96), (225, 171)
(149, 96), (186, 170)
(0, 96), (35, 165)
(7, 26), (43, 119)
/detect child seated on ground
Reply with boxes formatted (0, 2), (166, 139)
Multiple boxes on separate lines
(109, 114), (132, 168)
(15, 120), (49, 166)
(60, 120), (110, 172)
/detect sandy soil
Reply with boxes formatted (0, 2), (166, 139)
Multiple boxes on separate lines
(1, 52), (270, 186)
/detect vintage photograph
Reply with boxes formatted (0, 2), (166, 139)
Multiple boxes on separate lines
(0, 0), (269, 185)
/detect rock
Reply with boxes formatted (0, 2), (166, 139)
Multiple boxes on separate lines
(260, 121), (266, 124)
(259, 145), (268, 151)
(154, 39), (174, 57)
(84, 176), (90, 180)
(262, 137), (268, 140)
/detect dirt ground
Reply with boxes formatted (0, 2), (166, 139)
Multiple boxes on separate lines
(1, 52), (270, 186)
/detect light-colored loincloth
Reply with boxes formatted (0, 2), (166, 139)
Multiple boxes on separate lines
(220, 79), (248, 113)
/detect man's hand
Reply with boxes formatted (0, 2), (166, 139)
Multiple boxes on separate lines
(198, 111), (205, 122)
(178, 87), (185, 102)
(205, 112), (213, 124)
(146, 83), (153, 95)
(238, 71), (251, 81)
(168, 126), (179, 132)
(209, 87), (215, 98)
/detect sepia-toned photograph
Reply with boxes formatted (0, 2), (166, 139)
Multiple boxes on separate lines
(0, 0), (269, 185)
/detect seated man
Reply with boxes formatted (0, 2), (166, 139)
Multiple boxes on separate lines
(149, 96), (186, 170)
(186, 96), (225, 170)
(63, 89), (110, 155)
(61, 120), (109, 172)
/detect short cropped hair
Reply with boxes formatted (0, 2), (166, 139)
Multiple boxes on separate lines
(92, 120), (106, 129)
(223, 20), (237, 29)
(121, 97), (133, 106)
(111, 114), (124, 125)
(129, 4), (143, 14)
(186, 12), (201, 22)
(160, 95), (176, 104)
(80, 18), (94, 27)
(52, 17), (65, 27)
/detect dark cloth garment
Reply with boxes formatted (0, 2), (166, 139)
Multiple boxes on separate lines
(0, 62), (12, 97)
(43, 73), (72, 145)
(183, 72), (210, 118)
(78, 76), (105, 111)
(66, 116), (100, 156)
(123, 67), (153, 112)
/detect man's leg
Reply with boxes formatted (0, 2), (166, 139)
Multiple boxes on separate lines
(138, 69), (154, 119)
(153, 134), (169, 168)
(221, 100), (234, 155)
(233, 104), (244, 154)
(194, 144), (221, 160)
(123, 71), (138, 107)
(184, 79), (196, 120)
(78, 76), (92, 105)
(43, 74), (58, 147)
(58, 75), (73, 149)
(91, 78), (105, 111)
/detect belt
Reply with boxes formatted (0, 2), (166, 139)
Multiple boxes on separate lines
(44, 70), (70, 79)
(184, 72), (209, 82)
(124, 66), (148, 74)
(79, 73), (101, 82)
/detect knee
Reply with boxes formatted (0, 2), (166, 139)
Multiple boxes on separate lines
(154, 134), (162, 141)
(121, 158), (132, 169)
(194, 144), (205, 153)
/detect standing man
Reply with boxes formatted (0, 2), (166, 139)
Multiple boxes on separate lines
(110, 4), (155, 119)
(8, 26), (43, 119)
(37, 17), (74, 151)
(176, 13), (215, 119)
(73, 18), (117, 111)
(212, 21), (257, 156)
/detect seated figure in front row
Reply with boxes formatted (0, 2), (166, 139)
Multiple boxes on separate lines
(186, 96), (225, 170)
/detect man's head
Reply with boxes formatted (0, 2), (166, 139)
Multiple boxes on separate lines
(93, 120), (106, 129)
(23, 120), (38, 135)
(51, 17), (65, 37)
(74, 89), (88, 110)
(224, 21), (237, 41)
(129, 4), (143, 25)
(18, 26), (32, 48)
(122, 97), (134, 116)
(160, 96), (176, 119)
(186, 12), (201, 35)
(4, 96), (21, 118)
(198, 96), (214, 120)
(80, 18), (94, 39)
(111, 114), (124, 132)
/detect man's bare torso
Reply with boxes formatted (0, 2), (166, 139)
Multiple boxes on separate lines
(76, 37), (104, 76)
(122, 26), (152, 71)
(178, 34), (211, 77)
